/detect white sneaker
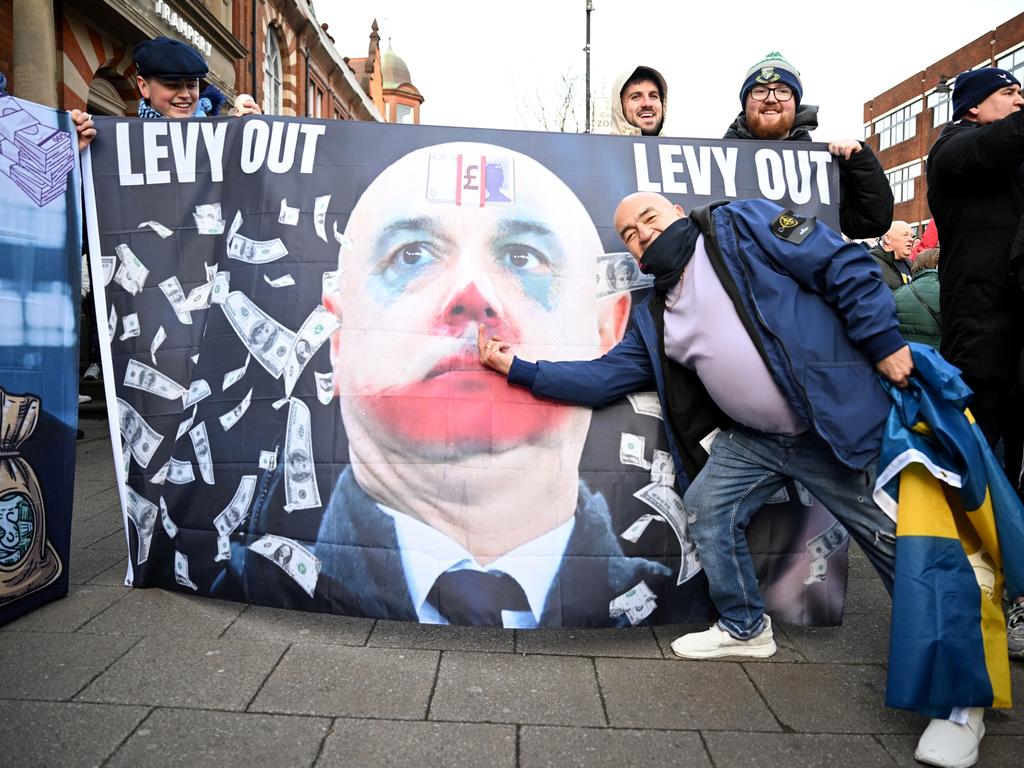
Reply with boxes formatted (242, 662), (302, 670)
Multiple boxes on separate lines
(670, 615), (777, 659)
(915, 707), (985, 768)
(83, 363), (101, 380)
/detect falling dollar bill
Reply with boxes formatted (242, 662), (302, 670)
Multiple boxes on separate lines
(120, 312), (140, 341)
(626, 392), (662, 420)
(182, 379), (212, 408)
(125, 486), (158, 564)
(278, 198), (299, 226)
(263, 273), (295, 288)
(620, 513), (664, 544)
(619, 432), (651, 469)
(204, 262), (218, 282)
(313, 195), (330, 242)
(190, 353), (200, 365)
(804, 521), (848, 585)
(121, 441), (131, 477)
(124, 359), (186, 401)
(321, 269), (339, 297)
(282, 306), (341, 397)
(213, 475), (257, 537)
(174, 550), (198, 590)
(193, 202), (225, 235)
(113, 243), (149, 295)
(101, 255), (115, 286)
(332, 220), (353, 250)
(595, 252), (653, 298)
(159, 496), (178, 539)
(650, 449), (675, 486)
(219, 387), (253, 431)
(189, 421), (215, 485)
(223, 353), (251, 392)
(634, 480), (702, 585)
(117, 397), (163, 469)
(159, 276), (193, 325)
(167, 458), (195, 485)
(220, 291), (296, 378)
(793, 480), (814, 507)
(214, 534), (231, 563)
(283, 398), (321, 511)
(150, 325), (166, 365)
(209, 270), (230, 304)
(182, 281), (213, 312)
(150, 461), (169, 485)
(314, 371), (334, 405)
(227, 234), (288, 264)
(175, 405), (198, 442)
(107, 304), (117, 340)
(248, 534), (321, 597)
(271, 397), (289, 410)
(258, 449), (278, 471)
(609, 581), (658, 625)
(226, 209), (242, 247)
(138, 220), (173, 238)
(698, 428), (721, 455)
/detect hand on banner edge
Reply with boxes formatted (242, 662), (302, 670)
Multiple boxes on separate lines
(71, 109), (96, 151)
(827, 139), (863, 160)
(478, 323), (514, 376)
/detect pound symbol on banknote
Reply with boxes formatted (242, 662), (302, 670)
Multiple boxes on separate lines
(463, 164), (479, 190)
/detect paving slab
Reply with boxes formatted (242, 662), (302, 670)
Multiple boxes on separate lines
(778, 611), (891, 664)
(85, 528), (135, 552)
(430, 651), (605, 726)
(519, 725), (712, 768)
(596, 657), (780, 731)
(0, 631), (138, 700)
(250, 644), (438, 719)
(2, 585), (129, 633)
(844, 576), (892, 615)
(86, 557), (130, 585)
(79, 588), (245, 638)
(70, 511), (126, 549)
(878, 733), (1024, 767)
(73, 486), (122, 520)
(651, 623), (806, 663)
(221, 605), (374, 646)
(702, 731), (897, 767)
(0, 699), (149, 768)
(106, 707), (329, 768)
(516, 627), (662, 658)
(76, 635), (287, 710)
(745, 663), (927, 734)
(368, 619), (513, 653)
(67, 547), (129, 584)
(983, 662), (1024, 734)
(316, 719), (515, 768)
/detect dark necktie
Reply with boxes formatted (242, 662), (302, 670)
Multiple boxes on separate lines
(427, 569), (531, 626)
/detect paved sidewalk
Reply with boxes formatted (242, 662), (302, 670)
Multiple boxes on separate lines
(3, 415), (1021, 767)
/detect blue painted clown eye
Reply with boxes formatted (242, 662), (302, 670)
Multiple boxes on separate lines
(393, 242), (437, 267)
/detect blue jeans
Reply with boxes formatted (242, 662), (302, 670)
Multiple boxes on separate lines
(683, 426), (896, 640)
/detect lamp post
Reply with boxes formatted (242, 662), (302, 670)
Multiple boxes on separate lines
(585, 1), (593, 133)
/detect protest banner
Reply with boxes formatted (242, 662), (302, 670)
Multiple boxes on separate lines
(84, 115), (850, 627)
(0, 94), (80, 626)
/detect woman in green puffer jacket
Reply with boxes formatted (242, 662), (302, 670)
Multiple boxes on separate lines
(894, 248), (941, 350)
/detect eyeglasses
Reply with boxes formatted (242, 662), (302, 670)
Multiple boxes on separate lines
(749, 85), (794, 102)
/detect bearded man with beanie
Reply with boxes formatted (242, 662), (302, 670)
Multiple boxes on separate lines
(725, 52), (893, 239)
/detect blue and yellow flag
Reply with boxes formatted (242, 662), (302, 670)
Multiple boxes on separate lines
(873, 344), (1024, 717)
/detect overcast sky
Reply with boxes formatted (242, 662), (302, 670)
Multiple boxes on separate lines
(316, 1), (1020, 139)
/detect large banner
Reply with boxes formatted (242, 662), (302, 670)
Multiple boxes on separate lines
(0, 94), (80, 626)
(85, 116), (851, 627)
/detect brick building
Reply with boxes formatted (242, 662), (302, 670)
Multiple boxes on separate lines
(1, 0), (422, 123)
(862, 11), (1024, 235)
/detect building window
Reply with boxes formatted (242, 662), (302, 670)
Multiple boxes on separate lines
(927, 90), (951, 127)
(873, 100), (922, 151)
(263, 29), (283, 115)
(886, 162), (921, 204)
(395, 103), (414, 124)
(308, 81), (325, 118)
(997, 45), (1024, 83)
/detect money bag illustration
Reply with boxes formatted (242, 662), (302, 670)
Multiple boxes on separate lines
(0, 389), (62, 604)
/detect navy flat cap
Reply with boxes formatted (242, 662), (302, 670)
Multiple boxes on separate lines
(133, 36), (208, 80)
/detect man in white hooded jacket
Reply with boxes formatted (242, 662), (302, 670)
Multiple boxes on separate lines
(610, 65), (667, 137)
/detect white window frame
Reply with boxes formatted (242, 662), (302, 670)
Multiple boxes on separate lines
(927, 90), (951, 127)
(997, 45), (1024, 84)
(873, 99), (923, 151)
(263, 29), (283, 116)
(885, 161), (921, 204)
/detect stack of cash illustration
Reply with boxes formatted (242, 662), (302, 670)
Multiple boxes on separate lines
(0, 94), (74, 207)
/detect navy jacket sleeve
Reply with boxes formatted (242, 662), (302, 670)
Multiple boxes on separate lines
(726, 200), (905, 363)
(507, 326), (655, 408)
(836, 144), (894, 239)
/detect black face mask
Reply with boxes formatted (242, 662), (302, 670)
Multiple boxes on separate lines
(638, 215), (700, 292)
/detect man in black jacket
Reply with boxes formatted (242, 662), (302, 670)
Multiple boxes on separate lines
(927, 67), (1024, 496)
(724, 52), (894, 240)
(869, 220), (914, 291)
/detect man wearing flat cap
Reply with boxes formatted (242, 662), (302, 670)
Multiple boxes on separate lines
(724, 52), (893, 240)
(927, 68), (1024, 491)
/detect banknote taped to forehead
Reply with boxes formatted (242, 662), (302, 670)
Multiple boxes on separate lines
(426, 151), (515, 206)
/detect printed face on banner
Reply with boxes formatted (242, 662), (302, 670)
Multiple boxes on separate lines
(326, 143), (617, 460)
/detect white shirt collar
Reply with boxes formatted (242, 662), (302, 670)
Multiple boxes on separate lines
(378, 503), (575, 626)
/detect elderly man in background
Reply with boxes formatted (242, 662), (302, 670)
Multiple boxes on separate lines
(870, 220), (915, 290)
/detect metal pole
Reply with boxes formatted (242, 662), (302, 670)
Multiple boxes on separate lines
(585, 1), (593, 133)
